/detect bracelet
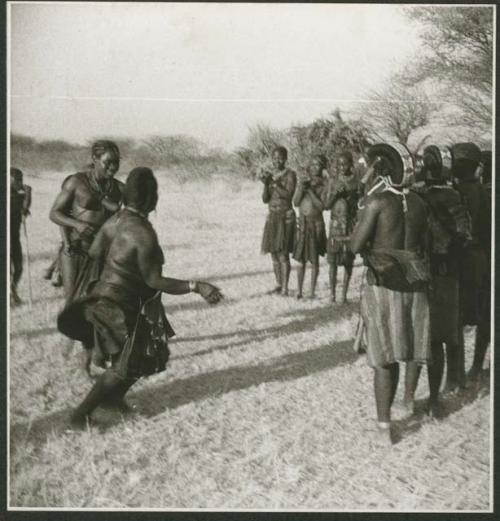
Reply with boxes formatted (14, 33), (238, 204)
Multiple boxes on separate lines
(188, 280), (197, 292)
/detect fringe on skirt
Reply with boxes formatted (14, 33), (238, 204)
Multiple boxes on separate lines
(360, 282), (431, 368)
(292, 214), (326, 263)
(261, 209), (296, 254)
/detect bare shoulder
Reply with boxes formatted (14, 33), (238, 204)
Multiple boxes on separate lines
(125, 217), (158, 251)
(61, 173), (84, 192)
(286, 168), (297, 179)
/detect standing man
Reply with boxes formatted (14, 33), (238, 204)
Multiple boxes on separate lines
(403, 145), (471, 417)
(452, 143), (491, 385)
(468, 149), (492, 380)
(259, 146), (297, 296)
(350, 143), (431, 445)
(10, 167), (32, 306)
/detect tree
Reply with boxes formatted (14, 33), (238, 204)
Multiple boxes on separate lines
(362, 75), (439, 152)
(404, 6), (493, 137)
(288, 109), (372, 171)
(237, 111), (373, 177)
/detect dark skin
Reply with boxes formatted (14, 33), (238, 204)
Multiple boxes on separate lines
(293, 157), (325, 299)
(70, 201), (222, 427)
(260, 150), (297, 296)
(350, 188), (427, 426)
(10, 172), (32, 305)
(403, 184), (463, 417)
(90, 210), (220, 301)
(49, 152), (124, 301)
(324, 157), (359, 303)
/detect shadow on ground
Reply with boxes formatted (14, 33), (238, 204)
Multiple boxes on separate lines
(392, 373), (491, 443)
(171, 301), (358, 361)
(10, 336), (358, 448)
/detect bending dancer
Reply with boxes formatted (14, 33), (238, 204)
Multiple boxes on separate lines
(324, 151), (363, 303)
(49, 140), (124, 305)
(403, 145), (471, 417)
(10, 167), (32, 306)
(350, 143), (431, 445)
(259, 146), (297, 296)
(292, 154), (328, 299)
(58, 167), (223, 428)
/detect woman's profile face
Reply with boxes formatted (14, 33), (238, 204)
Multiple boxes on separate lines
(93, 151), (119, 179)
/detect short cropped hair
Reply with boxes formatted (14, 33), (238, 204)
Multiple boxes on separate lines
(124, 167), (158, 214)
(91, 140), (120, 161)
(272, 146), (288, 160)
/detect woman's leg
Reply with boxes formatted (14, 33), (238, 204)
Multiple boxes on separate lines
(310, 260), (319, 298)
(403, 361), (421, 415)
(71, 369), (136, 426)
(373, 363), (399, 445)
(269, 253), (282, 294)
(428, 342), (445, 416)
(329, 262), (338, 302)
(469, 317), (490, 380)
(374, 363), (399, 423)
(341, 264), (353, 304)
(60, 252), (79, 303)
(296, 262), (305, 299)
(280, 253), (291, 296)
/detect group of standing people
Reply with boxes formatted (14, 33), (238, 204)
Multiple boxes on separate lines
(259, 146), (362, 302)
(10, 137), (491, 445)
(259, 141), (491, 445)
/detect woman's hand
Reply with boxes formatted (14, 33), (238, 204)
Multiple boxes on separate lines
(75, 221), (96, 239)
(195, 282), (224, 304)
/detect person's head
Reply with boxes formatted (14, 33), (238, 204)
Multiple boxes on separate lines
(10, 167), (23, 190)
(337, 151), (353, 176)
(310, 154), (328, 177)
(451, 142), (481, 181)
(420, 145), (452, 184)
(124, 167), (158, 215)
(91, 140), (120, 180)
(367, 142), (413, 187)
(272, 146), (288, 170)
(481, 150), (492, 185)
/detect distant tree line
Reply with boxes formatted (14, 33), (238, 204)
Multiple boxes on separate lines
(12, 7), (492, 181)
(10, 133), (236, 181)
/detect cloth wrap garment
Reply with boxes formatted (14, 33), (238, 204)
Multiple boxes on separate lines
(60, 172), (123, 305)
(358, 143), (430, 368)
(58, 280), (175, 379)
(415, 184), (470, 344)
(361, 248), (431, 368)
(327, 174), (361, 266)
(261, 168), (296, 254)
(292, 177), (327, 263)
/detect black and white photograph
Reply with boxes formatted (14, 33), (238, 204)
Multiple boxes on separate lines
(7, 1), (494, 511)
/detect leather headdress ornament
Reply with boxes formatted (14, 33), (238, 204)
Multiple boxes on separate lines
(367, 142), (415, 187)
(422, 145), (453, 181)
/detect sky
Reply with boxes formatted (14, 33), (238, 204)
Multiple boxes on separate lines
(9, 2), (423, 151)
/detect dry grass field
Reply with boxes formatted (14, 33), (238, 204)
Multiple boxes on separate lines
(9, 172), (492, 510)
